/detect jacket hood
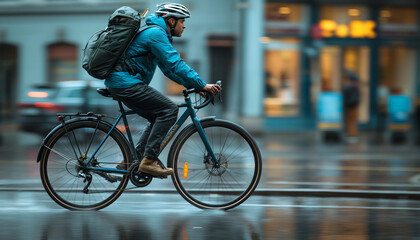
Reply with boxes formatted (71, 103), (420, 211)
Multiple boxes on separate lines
(145, 14), (171, 37)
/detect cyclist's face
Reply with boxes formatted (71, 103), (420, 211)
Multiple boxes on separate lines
(169, 18), (186, 37)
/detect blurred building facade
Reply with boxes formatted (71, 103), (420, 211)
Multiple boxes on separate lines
(0, 0), (419, 132)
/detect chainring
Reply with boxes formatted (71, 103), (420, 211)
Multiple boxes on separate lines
(129, 161), (153, 187)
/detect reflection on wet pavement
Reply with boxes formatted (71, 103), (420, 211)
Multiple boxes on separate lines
(0, 193), (419, 240)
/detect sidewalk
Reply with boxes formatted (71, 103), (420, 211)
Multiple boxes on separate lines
(1, 126), (420, 200)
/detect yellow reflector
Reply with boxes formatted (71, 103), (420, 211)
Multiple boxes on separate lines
(183, 162), (188, 179)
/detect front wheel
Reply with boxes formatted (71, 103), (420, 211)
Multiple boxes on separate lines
(168, 120), (262, 210)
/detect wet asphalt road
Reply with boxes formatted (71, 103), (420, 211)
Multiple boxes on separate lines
(1, 130), (420, 239)
(1, 130), (420, 196)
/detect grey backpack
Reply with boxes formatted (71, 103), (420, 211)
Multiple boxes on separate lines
(82, 6), (149, 79)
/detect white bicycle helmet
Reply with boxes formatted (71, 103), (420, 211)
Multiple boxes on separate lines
(156, 2), (191, 19)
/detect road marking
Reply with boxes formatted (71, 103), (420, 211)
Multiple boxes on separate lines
(267, 181), (420, 188)
(0, 179), (40, 184)
(242, 203), (420, 211)
(0, 160), (38, 165)
(264, 152), (420, 160)
(263, 164), (420, 172)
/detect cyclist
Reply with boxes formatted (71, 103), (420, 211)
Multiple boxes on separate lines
(106, 2), (221, 177)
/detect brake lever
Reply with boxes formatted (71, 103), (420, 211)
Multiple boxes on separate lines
(216, 80), (222, 103)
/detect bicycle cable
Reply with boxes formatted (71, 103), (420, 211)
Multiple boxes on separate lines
(192, 92), (203, 114)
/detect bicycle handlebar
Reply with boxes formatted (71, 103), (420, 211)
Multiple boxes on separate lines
(184, 80), (222, 109)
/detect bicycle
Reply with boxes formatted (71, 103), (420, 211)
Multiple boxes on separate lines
(37, 81), (262, 210)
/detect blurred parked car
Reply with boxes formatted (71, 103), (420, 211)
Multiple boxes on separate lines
(17, 80), (119, 135)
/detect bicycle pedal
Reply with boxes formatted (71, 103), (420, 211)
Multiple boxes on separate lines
(136, 170), (167, 179)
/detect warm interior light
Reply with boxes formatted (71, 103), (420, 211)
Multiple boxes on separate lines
(348, 9), (360, 17)
(319, 19), (376, 39)
(336, 24), (349, 38)
(278, 7), (291, 15)
(319, 20), (337, 38)
(380, 10), (392, 18)
(364, 20), (377, 38)
(260, 36), (271, 44)
(28, 91), (48, 98)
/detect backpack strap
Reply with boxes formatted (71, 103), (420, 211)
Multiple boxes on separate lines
(114, 25), (160, 75)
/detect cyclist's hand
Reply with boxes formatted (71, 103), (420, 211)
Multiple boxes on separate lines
(202, 84), (222, 97)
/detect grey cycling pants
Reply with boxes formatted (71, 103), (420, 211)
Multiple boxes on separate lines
(108, 83), (179, 161)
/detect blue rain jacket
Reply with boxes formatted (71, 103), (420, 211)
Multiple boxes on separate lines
(105, 14), (207, 90)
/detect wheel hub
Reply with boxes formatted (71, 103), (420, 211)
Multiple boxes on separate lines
(204, 153), (228, 176)
(65, 155), (94, 177)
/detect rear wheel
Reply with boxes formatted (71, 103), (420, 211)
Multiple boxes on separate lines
(168, 120), (262, 210)
(39, 119), (130, 210)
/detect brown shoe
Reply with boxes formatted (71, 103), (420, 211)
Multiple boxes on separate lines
(138, 158), (173, 177)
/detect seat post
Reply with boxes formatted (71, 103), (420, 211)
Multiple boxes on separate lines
(117, 101), (126, 114)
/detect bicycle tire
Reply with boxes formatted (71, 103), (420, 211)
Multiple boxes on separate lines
(39, 119), (130, 210)
(168, 120), (262, 210)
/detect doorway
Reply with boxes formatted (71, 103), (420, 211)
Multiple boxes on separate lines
(313, 46), (371, 124)
(207, 35), (235, 111)
(0, 44), (18, 119)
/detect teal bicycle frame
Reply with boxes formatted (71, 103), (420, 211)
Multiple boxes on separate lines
(84, 91), (219, 174)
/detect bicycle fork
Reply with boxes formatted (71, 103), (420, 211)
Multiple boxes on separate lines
(192, 116), (220, 166)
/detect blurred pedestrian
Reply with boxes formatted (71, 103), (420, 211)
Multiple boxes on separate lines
(342, 70), (360, 142)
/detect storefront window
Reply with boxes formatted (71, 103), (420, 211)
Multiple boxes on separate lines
(378, 47), (417, 110)
(321, 5), (370, 23)
(379, 7), (418, 37)
(265, 3), (309, 35)
(263, 38), (300, 117)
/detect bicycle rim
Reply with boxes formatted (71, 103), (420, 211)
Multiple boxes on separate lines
(40, 121), (129, 210)
(170, 120), (262, 209)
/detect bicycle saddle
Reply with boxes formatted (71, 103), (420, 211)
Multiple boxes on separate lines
(97, 88), (112, 98)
